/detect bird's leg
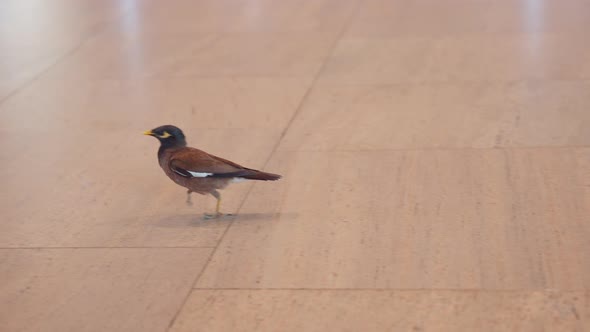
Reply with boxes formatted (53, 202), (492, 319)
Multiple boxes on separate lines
(216, 197), (221, 215)
(185, 190), (193, 206)
(203, 190), (232, 219)
(211, 189), (222, 216)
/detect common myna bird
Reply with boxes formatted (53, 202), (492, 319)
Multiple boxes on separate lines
(144, 125), (281, 218)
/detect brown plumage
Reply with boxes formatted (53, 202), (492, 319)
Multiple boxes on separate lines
(144, 125), (281, 218)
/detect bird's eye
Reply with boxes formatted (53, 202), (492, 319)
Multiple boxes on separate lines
(158, 131), (172, 138)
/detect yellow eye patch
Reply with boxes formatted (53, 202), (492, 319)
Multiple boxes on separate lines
(157, 131), (172, 138)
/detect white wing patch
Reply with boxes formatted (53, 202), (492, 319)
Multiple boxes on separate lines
(231, 177), (246, 183)
(187, 171), (214, 178)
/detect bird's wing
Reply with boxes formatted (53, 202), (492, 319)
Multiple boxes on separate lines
(169, 147), (251, 178)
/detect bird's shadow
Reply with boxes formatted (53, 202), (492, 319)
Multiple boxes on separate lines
(146, 212), (298, 228)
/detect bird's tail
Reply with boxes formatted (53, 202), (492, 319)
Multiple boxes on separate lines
(243, 170), (282, 181)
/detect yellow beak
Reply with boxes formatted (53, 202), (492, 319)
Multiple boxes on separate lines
(143, 130), (154, 136)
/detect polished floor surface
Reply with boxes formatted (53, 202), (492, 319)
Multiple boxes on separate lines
(1, 0), (589, 331)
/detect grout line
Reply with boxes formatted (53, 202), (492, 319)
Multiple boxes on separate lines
(0, 7), (135, 108)
(0, 246), (215, 250)
(287, 78), (590, 86)
(165, 2), (363, 330)
(9, 75), (590, 82)
(274, 145), (590, 153)
(190, 287), (588, 293)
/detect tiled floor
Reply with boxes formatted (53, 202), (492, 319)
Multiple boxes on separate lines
(1, 0), (589, 331)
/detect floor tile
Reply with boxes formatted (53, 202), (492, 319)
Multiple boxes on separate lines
(43, 29), (339, 79)
(279, 82), (590, 150)
(0, 248), (211, 332)
(346, 0), (590, 37)
(0, 0), (130, 99)
(320, 34), (590, 84)
(135, 0), (357, 34)
(170, 289), (589, 332)
(197, 149), (590, 289)
(0, 77), (311, 131)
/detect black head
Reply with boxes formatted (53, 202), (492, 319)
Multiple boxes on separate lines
(143, 125), (187, 149)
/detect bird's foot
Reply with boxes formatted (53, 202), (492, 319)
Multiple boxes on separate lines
(203, 212), (234, 220)
(186, 191), (193, 206)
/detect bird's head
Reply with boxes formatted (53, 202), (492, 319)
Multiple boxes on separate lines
(143, 125), (187, 148)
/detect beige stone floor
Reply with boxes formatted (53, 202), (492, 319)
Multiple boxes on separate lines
(1, 0), (589, 331)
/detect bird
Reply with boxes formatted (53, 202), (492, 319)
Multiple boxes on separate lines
(143, 125), (281, 219)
